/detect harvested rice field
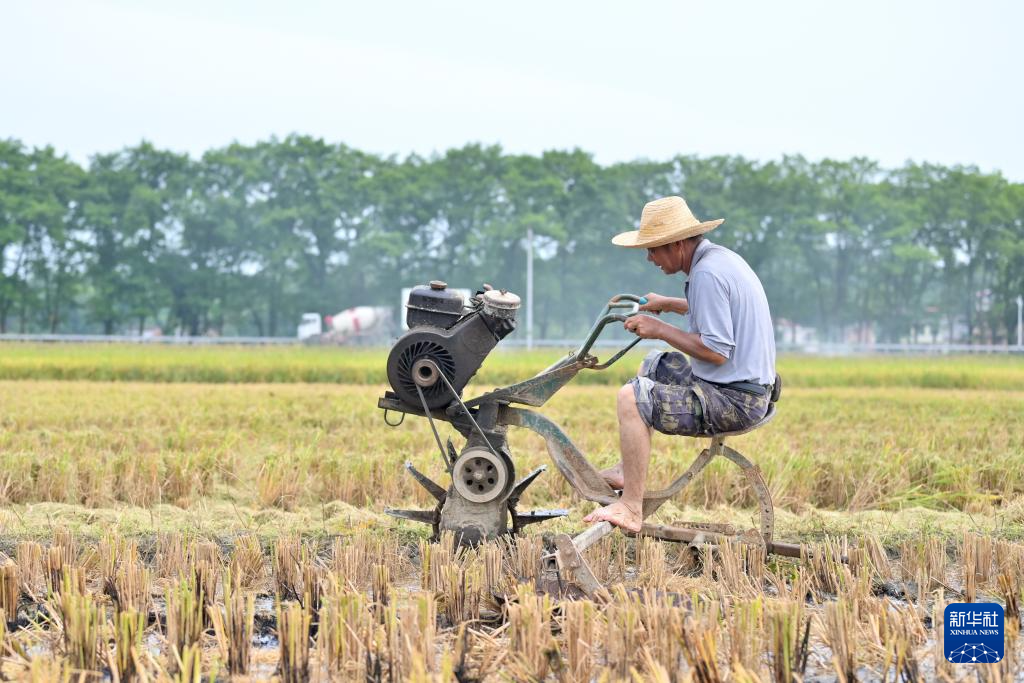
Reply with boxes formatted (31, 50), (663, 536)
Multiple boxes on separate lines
(0, 344), (1022, 681)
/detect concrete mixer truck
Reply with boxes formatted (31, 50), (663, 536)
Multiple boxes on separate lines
(297, 306), (394, 344)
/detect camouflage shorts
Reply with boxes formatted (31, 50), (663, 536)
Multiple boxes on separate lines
(628, 350), (770, 436)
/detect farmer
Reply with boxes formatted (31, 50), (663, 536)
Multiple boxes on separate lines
(584, 195), (776, 532)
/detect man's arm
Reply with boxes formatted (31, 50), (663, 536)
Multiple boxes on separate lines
(623, 316), (727, 365)
(659, 326), (728, 366)
(640, 293), (688, 315)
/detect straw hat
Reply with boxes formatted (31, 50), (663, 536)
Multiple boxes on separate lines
(612, 196), (724, 248)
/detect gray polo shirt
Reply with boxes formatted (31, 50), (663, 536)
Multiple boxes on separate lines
(684, 239), (776, 385)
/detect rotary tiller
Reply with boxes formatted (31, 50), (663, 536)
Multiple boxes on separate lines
(379, 282), (802, 597)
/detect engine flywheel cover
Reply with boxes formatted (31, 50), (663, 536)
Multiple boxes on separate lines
(452, 448), (509, 504)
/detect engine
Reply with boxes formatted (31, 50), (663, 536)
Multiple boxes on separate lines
(386, 281), (520, 409)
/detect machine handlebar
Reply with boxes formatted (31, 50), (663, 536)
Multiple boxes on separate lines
(541, 294), (650, 374)
(576, 294), (647, 357)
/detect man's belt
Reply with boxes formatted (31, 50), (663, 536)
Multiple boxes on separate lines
(708, 379), (771, 396)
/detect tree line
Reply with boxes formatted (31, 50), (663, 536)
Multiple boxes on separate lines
(1, 135), (1021, 343)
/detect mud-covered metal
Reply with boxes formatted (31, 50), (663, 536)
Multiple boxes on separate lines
(502, 407), (618, 505)
(549, 524), (612, 600)
(404, 461), (447, 502)
(464, 359), (595, 409)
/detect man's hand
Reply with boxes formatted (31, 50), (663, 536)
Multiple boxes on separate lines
(639, 292), (688, 315)
(624, 314), (668, 340)
(639, 292), (670, 314)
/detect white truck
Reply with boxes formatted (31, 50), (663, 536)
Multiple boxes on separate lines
(296, 306), (394, 344)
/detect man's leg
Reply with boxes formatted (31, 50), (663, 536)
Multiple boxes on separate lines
(583, 384), (649, 532)
(600, 354), (660, 489)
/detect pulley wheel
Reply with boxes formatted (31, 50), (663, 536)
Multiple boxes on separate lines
(411, 358), (440, 388)
(452, 448), (509, 504)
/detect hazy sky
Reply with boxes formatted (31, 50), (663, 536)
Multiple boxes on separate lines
(3, 1), (1022, 178)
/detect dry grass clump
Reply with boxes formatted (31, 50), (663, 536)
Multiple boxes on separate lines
(505, 534), (545, 584)
(506, 584), (557, 680)
(165, 576), (205, 663)
(767, 599), (810, 683)
(228, 533), (266, 590)
(53, 572), (103, 672)
(438, 562), (483, 625)
(154, 532), (190, 580)
(154, 533), (221, 586)
(820, 598), (857, 682)
(258, 457), (306, 510)
(603, 585), (648, 679)
(108, 608), (146, 682)
(0, 561), (19, 618)
(331, 534), (404, 590)
(98, 532), (137, 579)
(171, 643), (208, 683)
(319, 580), (373, 676)
(643, 591), (692, 677)
(866, 603), (923, 682)
(849, 534), (889, 581)
(105, 561), (151, 617)
(371, 562), (390, 613)
(45, 540), (80, 597)
(806, 536), (856, 596)
(277, 600), (312, 683)
(16, 541), (43, 600)
(561, 599), (601, 681)
(728, 597), (765, 673)
(317, 560), (439, 680)
(419, 534), (455, 592)
(898, 534), (947, 594)
(273, 534), (320, 606)
(715, 541), (765, 598)
(680, 594), (724, 683)
(958, 530), (996, 603)
(397, 592), (438, 676)
(636, 536), (671, 589)
(25, 657), (75, 682)
(99, 534), (148, 615)
(209, 571), (255, 676)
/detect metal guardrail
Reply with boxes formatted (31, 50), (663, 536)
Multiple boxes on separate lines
(774, 342), (1024, 355)
(0, 333), (1022, 354)
(0, 333), (295, 345)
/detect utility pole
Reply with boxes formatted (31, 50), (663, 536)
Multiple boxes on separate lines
(1017, 295), (1023, 347)
(526, 227), (534, 350)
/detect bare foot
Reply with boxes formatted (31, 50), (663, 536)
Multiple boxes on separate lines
(599, 463), (625, 490)
(583, 501), (642, 532)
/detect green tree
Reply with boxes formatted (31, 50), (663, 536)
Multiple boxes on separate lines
(0, 140), (33, 332)
(84, 143), (190, 334)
